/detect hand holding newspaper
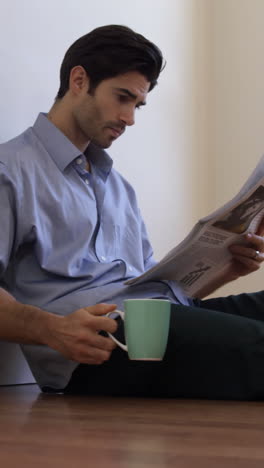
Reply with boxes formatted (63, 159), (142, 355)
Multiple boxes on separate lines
(125, 154), (264, 297)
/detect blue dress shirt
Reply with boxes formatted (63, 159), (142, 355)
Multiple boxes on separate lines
(0, 113), (191, 389)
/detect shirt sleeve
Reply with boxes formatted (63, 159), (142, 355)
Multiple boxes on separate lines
(0, 163), (17, 279)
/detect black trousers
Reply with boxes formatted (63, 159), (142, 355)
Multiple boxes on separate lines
(63, 291), (264, 400)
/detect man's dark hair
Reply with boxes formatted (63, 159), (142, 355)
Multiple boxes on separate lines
(56, 24), (165, 99)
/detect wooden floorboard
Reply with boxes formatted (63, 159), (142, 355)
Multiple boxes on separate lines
(1, 384), (264, 467)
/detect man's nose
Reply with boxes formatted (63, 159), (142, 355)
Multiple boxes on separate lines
(120, 108), (135, 126)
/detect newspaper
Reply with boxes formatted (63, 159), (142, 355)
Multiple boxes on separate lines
(125, 154), (264, 296)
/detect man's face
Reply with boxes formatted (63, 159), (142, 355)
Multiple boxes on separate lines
(73, 71), (150, 148)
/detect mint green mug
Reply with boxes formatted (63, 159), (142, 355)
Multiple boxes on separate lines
(107, 299), (171, 360)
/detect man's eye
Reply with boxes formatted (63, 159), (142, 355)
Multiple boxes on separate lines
(118, 95), (129, 102)
(117, 95), (143, 110)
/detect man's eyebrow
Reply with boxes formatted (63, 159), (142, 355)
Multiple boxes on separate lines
(116, 88), (146, 106)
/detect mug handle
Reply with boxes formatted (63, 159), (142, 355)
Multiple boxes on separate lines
(106, 310), (127, 352)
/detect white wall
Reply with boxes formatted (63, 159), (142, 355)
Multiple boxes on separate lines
(0, 0), (210, 384)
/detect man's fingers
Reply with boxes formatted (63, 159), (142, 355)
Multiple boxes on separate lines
(89, 333), (117, 351)
(93, 316), (118, 334)
(70, 345), (113, 364)
(87, 303), (117, 316)
(81, 304), (118, 334)
(231, 233), (264, 259)
(232, 253), (260, 268)
(245, 232), (264, 251)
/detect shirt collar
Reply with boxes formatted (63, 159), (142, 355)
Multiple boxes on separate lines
(32, 112), (113, 178)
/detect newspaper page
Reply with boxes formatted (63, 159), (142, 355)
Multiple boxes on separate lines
(125, 154), (264, 296)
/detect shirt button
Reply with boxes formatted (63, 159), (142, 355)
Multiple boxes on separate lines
(85, 179), (89, 185)
(101, 256), (106, 261)
(76, 157), (82, 165)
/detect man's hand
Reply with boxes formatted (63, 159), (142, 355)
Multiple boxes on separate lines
(228, 226), (264, 279)
(195, 221), (264, 298)
(46, 303), (118, 365)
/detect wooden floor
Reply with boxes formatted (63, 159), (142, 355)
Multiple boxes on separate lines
(1, 385), (264, 467)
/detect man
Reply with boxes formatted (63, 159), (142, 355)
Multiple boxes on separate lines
(1, 25), (264, 398)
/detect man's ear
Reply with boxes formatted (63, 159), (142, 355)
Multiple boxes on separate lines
(69, 66), (89, 95)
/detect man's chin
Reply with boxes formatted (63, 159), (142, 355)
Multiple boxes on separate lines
(91, 138), (113, 149)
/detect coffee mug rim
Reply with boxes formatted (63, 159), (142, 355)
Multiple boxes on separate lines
(124, 298), (170, 303)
